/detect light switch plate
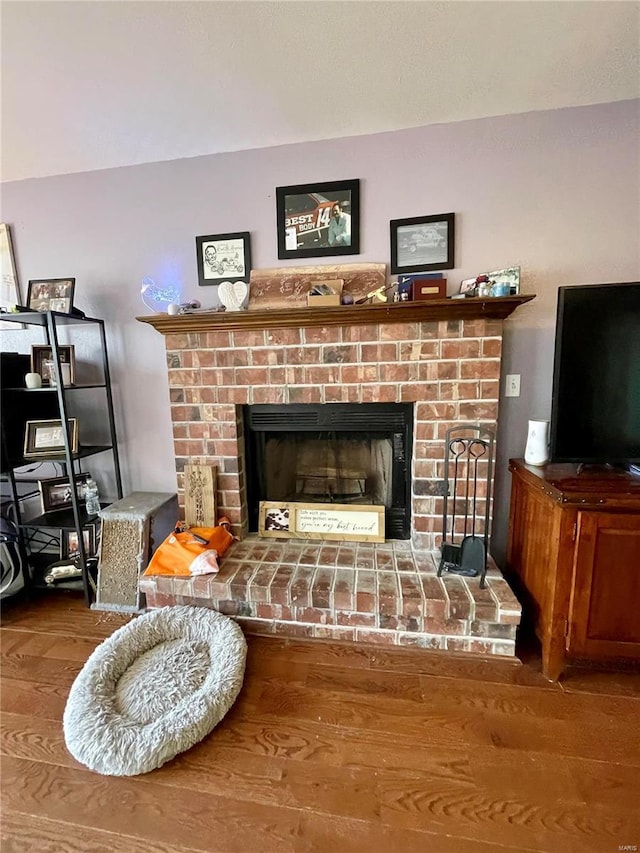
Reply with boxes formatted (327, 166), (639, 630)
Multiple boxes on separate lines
(505, 374), (521, 397)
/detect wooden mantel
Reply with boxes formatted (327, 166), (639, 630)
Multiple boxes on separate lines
(136, 294), (535, 335)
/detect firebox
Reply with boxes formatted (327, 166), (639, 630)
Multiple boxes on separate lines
(243, 403), (413, 539)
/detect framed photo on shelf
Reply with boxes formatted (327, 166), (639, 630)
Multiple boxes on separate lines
(26, 278), (75, 313)
(30, 344), (76, 386)
(195, 232), (251, 287)
(276, 179), (360, 260)
(390, 212), (455, 275)
(39, 473), (90, 513)
(60, 524), (96, 559)
(24, 418), (79, 458)
(459, 278), (477, 295)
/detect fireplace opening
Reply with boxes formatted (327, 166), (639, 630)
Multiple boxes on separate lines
(244, 403), (413, 539)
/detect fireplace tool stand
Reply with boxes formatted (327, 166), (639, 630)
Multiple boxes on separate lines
(437, 425), (495, 588)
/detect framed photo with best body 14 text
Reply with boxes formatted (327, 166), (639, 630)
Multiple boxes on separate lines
(276, 179), (360, 261)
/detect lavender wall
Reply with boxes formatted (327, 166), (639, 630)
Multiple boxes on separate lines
(2, 100), (639, 562)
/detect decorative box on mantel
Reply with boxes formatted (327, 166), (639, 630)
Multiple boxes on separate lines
(137, 295), (533, 655)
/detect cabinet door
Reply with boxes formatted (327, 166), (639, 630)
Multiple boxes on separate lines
(568, 512), (640, 660)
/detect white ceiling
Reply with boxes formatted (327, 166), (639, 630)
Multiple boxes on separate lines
(2, 1), (639, 183)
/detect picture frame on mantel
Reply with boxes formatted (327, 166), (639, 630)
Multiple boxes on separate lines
(390, 212), (455, 275)
(195, 232), (251, 287)
(276, 179), (360, 260)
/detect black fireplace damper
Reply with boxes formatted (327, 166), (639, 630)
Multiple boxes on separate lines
(243, 403), (413, 539)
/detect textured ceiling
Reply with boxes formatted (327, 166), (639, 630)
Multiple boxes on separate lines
(2, 1), (639, 182)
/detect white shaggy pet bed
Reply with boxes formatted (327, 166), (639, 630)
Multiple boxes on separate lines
(63, 605), (247, 776)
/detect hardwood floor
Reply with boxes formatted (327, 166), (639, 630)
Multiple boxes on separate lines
(1, 591), (639, 853)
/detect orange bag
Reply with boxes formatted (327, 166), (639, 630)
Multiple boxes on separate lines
(142, 521), (234, 578)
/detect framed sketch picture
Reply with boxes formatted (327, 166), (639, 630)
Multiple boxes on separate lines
(26, 278), (75, 313)
(276, 179), (360, 260)
(195, 232), (251, 287)
(390, 213), (455, 275)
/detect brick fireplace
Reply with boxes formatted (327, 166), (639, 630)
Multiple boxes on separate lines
(138, 297), (531, 655)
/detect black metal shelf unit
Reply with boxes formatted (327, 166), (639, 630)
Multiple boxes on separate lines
(1, 310), (123, 604)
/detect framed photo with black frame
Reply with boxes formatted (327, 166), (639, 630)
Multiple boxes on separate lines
(276, 179), (360, 260)
(31, 344), (76, 386)
(195, 232), (251, 287)
(390, 213), (455, 275)
(26, 278), (75, 313)
(24, 418), (79, 458)
(39, 473), (90, 513)
(60, 524), (96, 559)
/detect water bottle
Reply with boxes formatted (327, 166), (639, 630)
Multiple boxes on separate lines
(84, 477), (101, 516)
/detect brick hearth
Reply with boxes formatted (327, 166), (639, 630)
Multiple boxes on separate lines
(139, 536), (520, 654)
(138, 299), (531, 656)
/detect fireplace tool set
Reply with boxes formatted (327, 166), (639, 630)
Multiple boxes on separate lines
(438, 425), (495, 588)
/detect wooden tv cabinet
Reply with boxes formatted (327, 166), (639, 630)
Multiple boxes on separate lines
(506, 459), (640, 680)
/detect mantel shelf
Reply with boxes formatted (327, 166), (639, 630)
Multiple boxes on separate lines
(136, 294), (535, 335)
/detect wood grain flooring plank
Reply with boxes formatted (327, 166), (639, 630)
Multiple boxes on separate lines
(295, 811), (539, 853)
(247, 634), (552, 687)
(0, 652), (82, 688)
(1, 712), (73, 767)
(560, 666), (640, 697)
(306, 664), (425, 702)
(0, 810), (209, 853)
(1, 595), (133, 639)
(247, 677), (640, 765)
(375, 776), (637, 853)
(469, 747), (640, 815)
(416, 672), (640, 722)
(1, 756), (302, 853)
(0, 628), (102, 662)
(243, 655), (310, 684)
(1, 677), (69, 719)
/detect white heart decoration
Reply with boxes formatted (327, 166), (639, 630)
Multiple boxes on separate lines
(218, 280), (248, 311)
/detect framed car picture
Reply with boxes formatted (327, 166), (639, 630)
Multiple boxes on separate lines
(26, 278), (75, 313)
(195, 232), (251, 287)
(390, 213), (455, 274)
(276, 179), (360, 260)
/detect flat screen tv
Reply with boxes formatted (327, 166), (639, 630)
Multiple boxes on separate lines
(549, 282), (640, 466)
